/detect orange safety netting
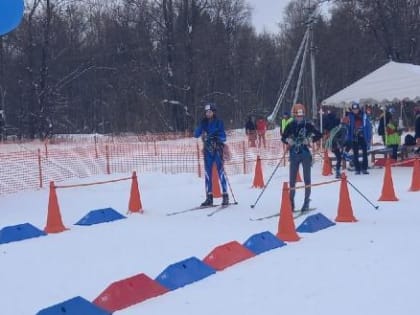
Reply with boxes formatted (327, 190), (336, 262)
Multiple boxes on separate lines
(0, 129), (324, 196)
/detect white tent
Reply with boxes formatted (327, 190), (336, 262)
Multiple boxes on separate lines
(322, 61), (420, 107)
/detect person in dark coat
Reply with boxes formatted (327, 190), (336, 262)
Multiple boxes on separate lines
(325, 116), (350, 178)
(281, 103), (322, 212)
(346, 101), (372, 175)
(377, 108), (392, 145)
(245, 116), (257, 147)
(415, 106), (420, 154)
(322, 110), (340, 134)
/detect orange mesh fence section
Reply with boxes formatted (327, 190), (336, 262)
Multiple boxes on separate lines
(0, 129), (293, 196)
(0, 150), (42, 195)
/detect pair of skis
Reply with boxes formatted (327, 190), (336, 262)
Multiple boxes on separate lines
(249, 208), (316, 221)
(166, 202), (236, 217)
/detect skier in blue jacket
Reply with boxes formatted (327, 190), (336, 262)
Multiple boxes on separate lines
(194, 103), (229, 206)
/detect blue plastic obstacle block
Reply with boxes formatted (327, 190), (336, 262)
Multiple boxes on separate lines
(243, 231), (286, 255)
(75, 208), (126, 226)
(296, 212), (336, 233)
(36, 296), (111, 315)
(0, 223), (46, 244)
(155, 256), (216, 291)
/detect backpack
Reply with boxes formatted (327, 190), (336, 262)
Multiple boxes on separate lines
(404, 134), (416, 146)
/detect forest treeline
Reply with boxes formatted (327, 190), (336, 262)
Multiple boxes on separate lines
(0, 0), (419, 138)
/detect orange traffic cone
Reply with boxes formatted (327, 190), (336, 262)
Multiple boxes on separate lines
(409, 159), (420, 192)
(44, 181), (68, 233)
(378, 159), (399, 201)
(322, 150), (333, 176)
(276, 182), (300, 242)
(252, 156), (265, 188)
(335, 173), (358, 222)
(296, 169), (302, 182)
(212, 164), (222, 198)
(128, 171), (143, 213)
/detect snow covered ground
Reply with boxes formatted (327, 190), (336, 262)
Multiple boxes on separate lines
(1, 158), (419, 314)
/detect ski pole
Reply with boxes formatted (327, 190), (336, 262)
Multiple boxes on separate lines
(250, 160), (282, 209)
(224, 169), (238, 204)
(347, 179), (379, 210)
(218, 143), (238, 205)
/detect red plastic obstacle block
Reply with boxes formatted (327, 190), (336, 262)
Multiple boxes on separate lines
(93, 273), (168, 312)
(203, 241), (255, 271)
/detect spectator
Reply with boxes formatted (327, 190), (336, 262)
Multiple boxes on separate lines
(385, 108), (401, 160)
(415, 106), (420, 153)
(377, 107), (392, 145)
(280, 112), (293, 136)
(346, 101), (372, 175)
(325, 116), (350, 178)
(255, 117), (267, 148)
(245, 116), (257, 147)
(0, 110), (4, 141)
(322, 110), (340, 135)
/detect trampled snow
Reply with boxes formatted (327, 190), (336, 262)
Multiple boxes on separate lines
(1, 158), (419, 314)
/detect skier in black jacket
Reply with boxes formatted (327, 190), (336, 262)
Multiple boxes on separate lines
(281, 103), (322, 212)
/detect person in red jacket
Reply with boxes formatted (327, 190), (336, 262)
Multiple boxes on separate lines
(255, 117), (267, 148)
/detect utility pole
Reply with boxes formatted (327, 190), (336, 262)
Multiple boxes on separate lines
(267, 31), (309, 122)
(0, 36), (6, 140)
(268, 2), (320, 125)
(309, 15), (317, 123)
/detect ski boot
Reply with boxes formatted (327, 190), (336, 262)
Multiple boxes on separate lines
(335, 168), (341, 179)
(222, 193), (229, 206)
(343, 151), (352, 162)
(290, 198), (296, 212)
(301, 198), (310, 212)
(201, 193), (213, 207)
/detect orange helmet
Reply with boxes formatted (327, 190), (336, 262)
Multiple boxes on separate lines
(291, 103), (306, 117)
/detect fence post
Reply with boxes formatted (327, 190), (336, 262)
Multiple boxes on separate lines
(94, 135), (98, 158)
(37, 148), (43, 188)
(243, 141), (247, 174)
(196, 142), (201, 178)
(105, 144), (111, 174)
(44, 141), (48, 159)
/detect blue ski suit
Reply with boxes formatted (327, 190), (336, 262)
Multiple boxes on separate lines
(194, 117), (227, 194)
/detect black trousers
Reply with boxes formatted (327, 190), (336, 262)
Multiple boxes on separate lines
(351, 137), (368, 172)
(289, 148), (312, 206)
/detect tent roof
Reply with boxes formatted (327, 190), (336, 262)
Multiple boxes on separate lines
(322, 61), (420, 107)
